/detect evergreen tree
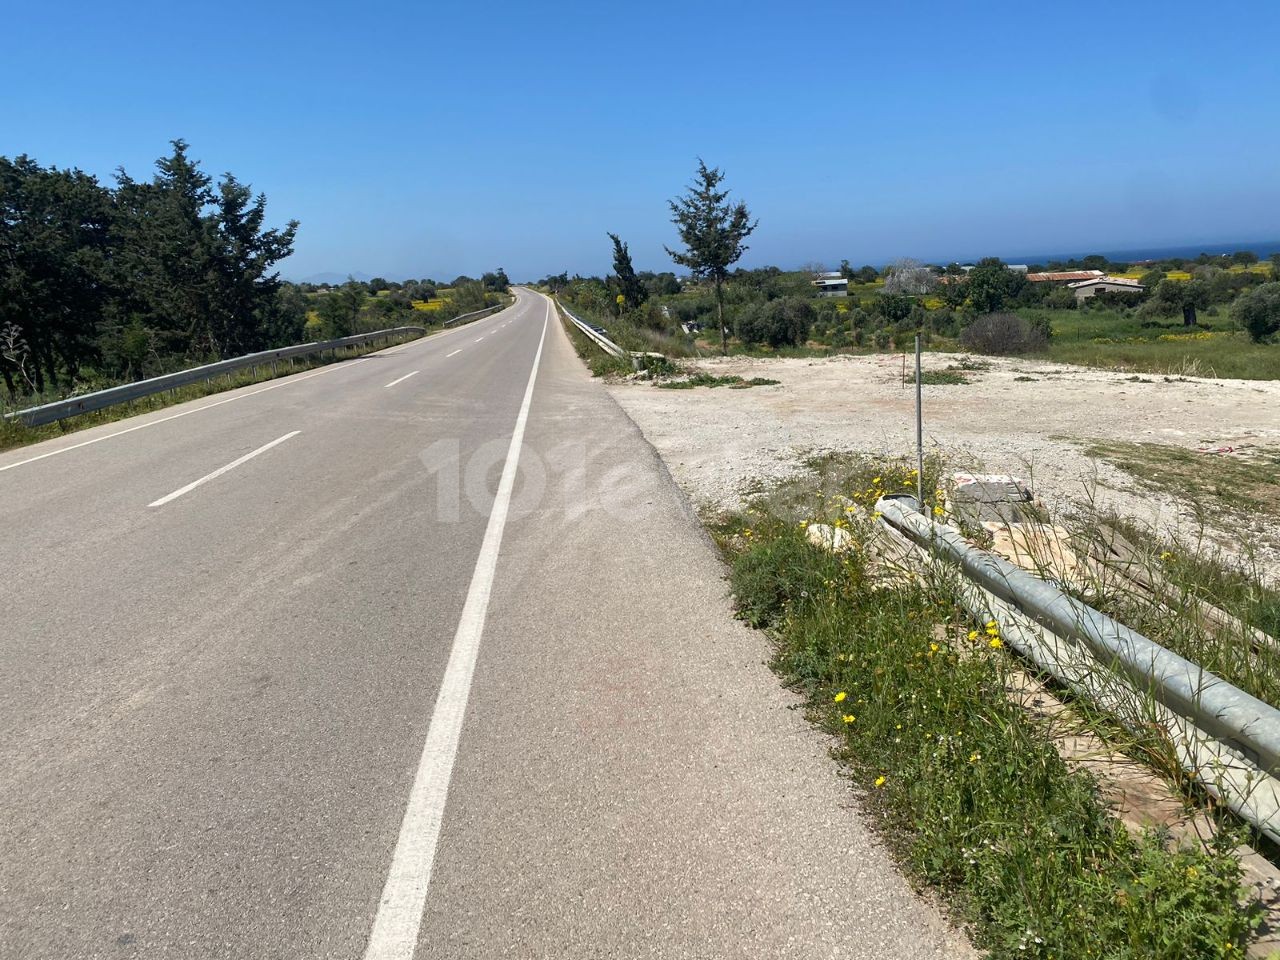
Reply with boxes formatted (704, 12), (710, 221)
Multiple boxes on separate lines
(607, 232), (647, 311)
(665, 159), (756, 355)
(208, 173), (297, 354)
(0, 156), (113, 391)
(112, 140), (219, 356)
(0, 141), (301, 398)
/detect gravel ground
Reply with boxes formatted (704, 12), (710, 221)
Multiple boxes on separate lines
(607, 352), (1280, 571)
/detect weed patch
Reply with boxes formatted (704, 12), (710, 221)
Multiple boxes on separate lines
(657, 373), (779, 390)
(1082, 440), (1280, 523)
(557, 312), (632, 377)
(922, 369), (971, 385)
(709, 456), (1261, 958)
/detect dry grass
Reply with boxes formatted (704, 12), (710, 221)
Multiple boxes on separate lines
(1081, 440), (1280, 524)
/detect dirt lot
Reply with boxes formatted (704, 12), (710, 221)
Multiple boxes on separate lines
(606, 353), (1280, 571)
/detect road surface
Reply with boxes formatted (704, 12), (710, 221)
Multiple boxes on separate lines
(1, 288), (971, 958)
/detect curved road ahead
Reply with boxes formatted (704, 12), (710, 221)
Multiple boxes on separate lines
(1, 289), (970, 958)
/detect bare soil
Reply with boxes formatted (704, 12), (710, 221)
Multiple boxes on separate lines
(606, 352), (1280, 572)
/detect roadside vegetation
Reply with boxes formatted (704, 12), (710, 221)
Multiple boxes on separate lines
(656, 373), (779, 390)
(1080, 440), (1280, 526)
(0, 140), (511, 417)
(711, 455), (1268, 958)
(551, 257), (1280, 380)
(539, 159), (1280, 380)
(0, 330), (428, 453)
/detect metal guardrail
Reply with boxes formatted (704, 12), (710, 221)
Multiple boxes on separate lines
(875, 494), (1280, 841)
(442, 303), (505, 327)
(6, 326), (427, 427)
(554, 299), (627, 359)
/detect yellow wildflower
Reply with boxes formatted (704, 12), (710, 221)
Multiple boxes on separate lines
(842, 714), (856, 724)
(989, 637), (1003, 649)
(833, 691), (847, 703)
(874, 775), (887, 788)
(967, 630), (978, 641)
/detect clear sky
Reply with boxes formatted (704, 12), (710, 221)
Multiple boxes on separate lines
(5, 1), (1279, 281)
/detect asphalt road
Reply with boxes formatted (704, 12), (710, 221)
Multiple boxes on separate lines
(1, 289), (972, 958)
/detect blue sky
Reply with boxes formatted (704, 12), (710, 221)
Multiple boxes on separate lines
(5, 1), (1279, 280)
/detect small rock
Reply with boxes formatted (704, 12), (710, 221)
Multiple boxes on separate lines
(806, 523), (854, 553)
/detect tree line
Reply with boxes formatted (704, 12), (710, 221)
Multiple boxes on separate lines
(0, 142), (516, 402)
(302, 271), (509, 340)
(544, 156), (1280, 352)
(1, 141), (301, 397)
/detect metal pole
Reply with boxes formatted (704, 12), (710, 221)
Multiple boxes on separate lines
(915, 334), (924, 510)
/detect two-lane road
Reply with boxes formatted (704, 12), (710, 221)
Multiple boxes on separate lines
(1, 288), (971, 959)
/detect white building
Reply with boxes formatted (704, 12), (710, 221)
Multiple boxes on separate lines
(1067, 276), (1145, 301)
(812, 276), (849, 297)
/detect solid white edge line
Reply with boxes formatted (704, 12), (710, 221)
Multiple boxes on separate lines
(384, 371), (420, 389)
(0, 296), (526, 476)
(445, 349), (462, 358)
(361, 299), (549, 960)
(148, 431), (301, 507)
(474, 336), (484, 342)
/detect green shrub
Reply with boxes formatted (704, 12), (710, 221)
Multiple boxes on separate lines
(1046, 286), (1077, 310)
(737, 296), (815, 347)
(1235, 282), (1280, 343)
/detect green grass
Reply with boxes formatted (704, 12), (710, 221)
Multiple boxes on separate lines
(1025, 307), (1280, 380)
(573, 286), (1280, 379)
(1150, 538), (1280, 640)
(556, 308), (632, 377)
(915, 369), (970, 385)
(710, 456), (1263, 958)
(1080, 440), (1280, 524)
(0, 331), (427, 454)
(1060, 511), (1280, 713)
(656, 373), (780, 390)
(560, 301), (700, 359)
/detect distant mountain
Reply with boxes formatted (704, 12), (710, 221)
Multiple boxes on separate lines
(296, 270), (374, 285)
